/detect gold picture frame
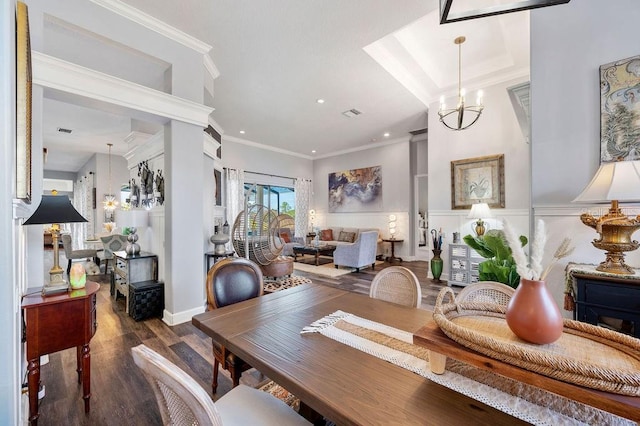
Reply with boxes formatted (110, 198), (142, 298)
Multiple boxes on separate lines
(451, 154), (505, 210)
(16, 1), (32, 203)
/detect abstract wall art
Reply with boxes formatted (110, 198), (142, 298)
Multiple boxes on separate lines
(328, 166), (382, 213)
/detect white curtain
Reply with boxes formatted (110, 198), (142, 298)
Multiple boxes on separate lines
(72, 173), (94, 248)
(225, 168), (245, 234)
(294, 178), (312, 238)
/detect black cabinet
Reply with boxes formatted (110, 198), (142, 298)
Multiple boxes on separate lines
(574, 273), (640, 338)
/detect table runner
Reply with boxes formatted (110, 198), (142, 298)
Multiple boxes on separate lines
(301, 310), (632, 426)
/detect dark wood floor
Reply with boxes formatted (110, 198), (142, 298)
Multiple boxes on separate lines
(33, 260), (449, 425)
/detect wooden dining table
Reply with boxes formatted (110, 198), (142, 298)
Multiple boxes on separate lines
(192, 283), (528, 425)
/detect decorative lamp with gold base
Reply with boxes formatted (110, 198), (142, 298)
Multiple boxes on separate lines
(468, 202), (492, 236)
(23, 192), (88, 294)
(573, 160), (640, 274)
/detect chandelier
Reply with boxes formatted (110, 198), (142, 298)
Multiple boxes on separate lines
(438, 36), (483, 131)
(103, 143), (118, 212)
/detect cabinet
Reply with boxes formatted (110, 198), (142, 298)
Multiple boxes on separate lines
(22, 281), (100, 425)
(448, 243), (483, 287)
(113, 251), (158, 314)
(572, 270), (640, 338)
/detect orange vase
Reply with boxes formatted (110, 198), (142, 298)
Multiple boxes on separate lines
(505, 278), (563, 344)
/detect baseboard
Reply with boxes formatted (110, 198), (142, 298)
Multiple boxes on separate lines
(162, 305), (205, 326)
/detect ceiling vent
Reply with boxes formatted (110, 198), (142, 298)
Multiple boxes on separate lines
(342, 109), (362, 118)
(57, 127), (72, 134)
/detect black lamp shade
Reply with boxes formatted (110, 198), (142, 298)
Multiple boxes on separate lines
(23, 195), (88, 225)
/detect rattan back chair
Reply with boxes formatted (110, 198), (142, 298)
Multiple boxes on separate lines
(369, 266), (422, 308)
(456, 281), (515, 306)
(132, 344), (311, 425)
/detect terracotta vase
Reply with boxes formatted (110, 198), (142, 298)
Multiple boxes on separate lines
(505, 278), (563, 344)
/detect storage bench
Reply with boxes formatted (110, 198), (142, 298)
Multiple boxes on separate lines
(128, 280), (164, 321)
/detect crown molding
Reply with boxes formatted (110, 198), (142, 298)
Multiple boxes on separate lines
(90, 0), (212, 54)
(204, 55), (220, 80)
(223, 135), (313, 160)
(33, 52), (213, 127)
(313, 135), (411, 160)
(203, 131), (221, 160)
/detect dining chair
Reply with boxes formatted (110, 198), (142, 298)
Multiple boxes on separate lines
(61, 234), (98, 276)
(206, 257), (264, 393)
(456, 281), (515, 306)
(131, 344), (311, 425)
(369, 266), (422, 308)
(97, 234), (128, 273)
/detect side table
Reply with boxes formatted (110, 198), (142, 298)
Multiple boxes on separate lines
(22, 282), (100, 425)
(113, 251), (158, 314)
(382, 238), (403, 262)
(205, 250), (235, 271)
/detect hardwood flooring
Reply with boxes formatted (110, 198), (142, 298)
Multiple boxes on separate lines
(32, 259), (450, 425)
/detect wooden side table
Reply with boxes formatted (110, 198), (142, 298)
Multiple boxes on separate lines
(382, 238), (403, 262)
(22, 281), (100, 425)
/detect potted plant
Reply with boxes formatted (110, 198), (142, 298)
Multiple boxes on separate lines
(463, 229), (528, 288)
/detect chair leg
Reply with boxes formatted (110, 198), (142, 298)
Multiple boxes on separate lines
(212, 358), (219, 394)
(104, 259), (109, 274)
(67, 259), (72, 276)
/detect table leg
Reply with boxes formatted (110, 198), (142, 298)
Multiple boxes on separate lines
(429, 350), (447, 374)
(27, 357), (40, 425)
(315, 252), (320, 266)
(81, 344), (91, 413)
(76, 346), (82, 384)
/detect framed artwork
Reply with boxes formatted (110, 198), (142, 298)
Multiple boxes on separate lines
(600, 55), (640, 162)
(214, 169), (222, 206)
(16, 1), (32, 203)
(328, 165), (382, 213)
(451, 154), (505, 209)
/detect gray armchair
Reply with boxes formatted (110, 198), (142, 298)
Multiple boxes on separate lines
(97, 234), (128, 273)
(61, 234), (98, 276)
(333, 230), (379, 272)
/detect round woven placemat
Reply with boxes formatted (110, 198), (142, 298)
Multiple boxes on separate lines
(433, 287), (640, 396)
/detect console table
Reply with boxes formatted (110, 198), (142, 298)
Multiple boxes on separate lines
(566, 263), (640, 337)
(113, 251), (158, 314)
(22, 281), (100, 425)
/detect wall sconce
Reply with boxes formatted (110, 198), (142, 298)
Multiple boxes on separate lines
(468, 202), (492, 236)
(389, 214), (397, 239)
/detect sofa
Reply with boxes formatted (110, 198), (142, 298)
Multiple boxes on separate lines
(333, 230), (379, 271)
(316, 227), (383, 257)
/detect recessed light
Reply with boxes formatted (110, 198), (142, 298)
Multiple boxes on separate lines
(316, 99), (325, 104)
(383, 132), (390, 137)
(239, 130), (245, 134)
(311, 150), (316, 154)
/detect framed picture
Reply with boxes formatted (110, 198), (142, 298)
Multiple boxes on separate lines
(214, 169), (222, 206)
(600, 55), (640, 162)
(451, 154), (505, 210)
(328, 165), (382, 213)
(16, 1), (32, 203)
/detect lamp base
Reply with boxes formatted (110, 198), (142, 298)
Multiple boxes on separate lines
(126, 228), (141, 255)
(42, 283), (69, 296)
(596, 251), (635, 275)
(474, 220), (486, 236)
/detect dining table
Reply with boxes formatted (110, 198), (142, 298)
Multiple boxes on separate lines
(192, 283), (529, 425)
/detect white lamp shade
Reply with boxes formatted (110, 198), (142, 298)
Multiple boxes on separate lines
(116, 209), (149, 228)
(467, 203), (492, 219)
(573, 161), (640, 203)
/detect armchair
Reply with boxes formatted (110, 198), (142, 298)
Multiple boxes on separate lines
(61, 234), (98, 276)
(97, 234), (128, 273)
(333, 230), (379, 272)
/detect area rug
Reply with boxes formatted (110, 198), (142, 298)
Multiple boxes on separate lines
(258, 380), (300, 412)
(293, 260), (383, 278)
(301, 310), (632, 426)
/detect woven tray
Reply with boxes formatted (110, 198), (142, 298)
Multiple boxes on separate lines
(433, 287), (640, 396)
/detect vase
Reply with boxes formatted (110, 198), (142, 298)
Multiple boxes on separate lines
(505, 278), (564, 344)
(430, 249), (443, 283)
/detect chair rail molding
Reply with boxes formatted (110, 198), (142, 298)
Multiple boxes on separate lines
(32, 52), (213, 127)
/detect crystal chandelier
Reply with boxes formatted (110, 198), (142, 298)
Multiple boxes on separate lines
(103, 143), (118, 212)
(438, 36), (483, 131)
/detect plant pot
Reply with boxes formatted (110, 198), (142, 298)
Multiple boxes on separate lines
(431, 249), (443, 283)
(505, 278), (563, 344)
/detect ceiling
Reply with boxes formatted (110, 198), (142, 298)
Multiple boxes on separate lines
(42, 0), (530, 171)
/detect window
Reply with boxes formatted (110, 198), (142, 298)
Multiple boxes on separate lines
(244, 184), (295, 217)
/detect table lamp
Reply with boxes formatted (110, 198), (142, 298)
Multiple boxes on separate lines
(23, 192), (88, 294)
(116, 209), (149, 255)
(389, 214), (397, 239)
(468, 202), (491, 236)
(573, 160), (640, 274)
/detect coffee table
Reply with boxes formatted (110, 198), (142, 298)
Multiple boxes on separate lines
(293, 244), (336, 266)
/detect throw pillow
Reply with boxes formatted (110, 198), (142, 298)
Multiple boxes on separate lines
(320, 229), (333, 241)
(338, 231), (356, 243)
(279, 232), (291, 243)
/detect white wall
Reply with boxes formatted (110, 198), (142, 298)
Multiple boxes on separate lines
(428, 76), (531, 281)
(531, 0), (640, 315)
(313, 139), (413, 259)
